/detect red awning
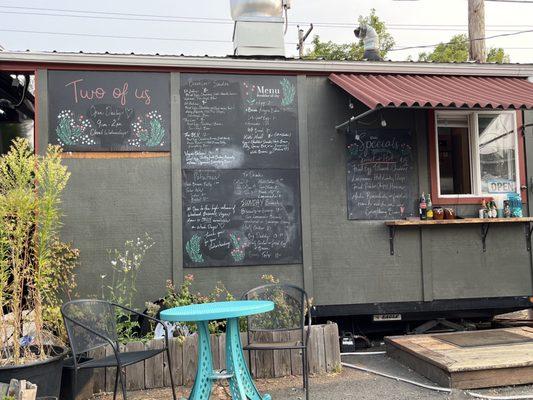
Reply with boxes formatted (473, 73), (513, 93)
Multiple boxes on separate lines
(329, 73), (533, 110)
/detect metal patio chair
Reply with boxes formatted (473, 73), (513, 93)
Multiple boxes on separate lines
(61, 299), (177, 400)
(241, 284), (312, 400)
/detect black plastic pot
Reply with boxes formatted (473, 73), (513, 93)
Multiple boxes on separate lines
(0, 345), (67, 398)
(59, 357), (95, 400)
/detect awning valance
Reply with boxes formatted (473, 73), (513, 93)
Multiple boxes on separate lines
(329, 73), (533, 110)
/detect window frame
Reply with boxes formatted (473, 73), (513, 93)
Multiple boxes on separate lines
(428, 109), (527, 205)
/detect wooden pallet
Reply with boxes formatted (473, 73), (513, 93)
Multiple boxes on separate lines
(385, 327), (533, 389)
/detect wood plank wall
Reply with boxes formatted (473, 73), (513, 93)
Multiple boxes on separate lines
(89, 323), (340, 395)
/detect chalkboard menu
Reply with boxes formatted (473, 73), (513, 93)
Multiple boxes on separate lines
(181, 73), (302, 267)
(346, 129), (416, 220)
(183, 169), (302, 267)
(48, 71), (170, 151)
(180, 74), (298, 169)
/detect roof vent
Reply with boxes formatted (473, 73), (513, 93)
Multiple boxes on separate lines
(230, 0), (290, 57)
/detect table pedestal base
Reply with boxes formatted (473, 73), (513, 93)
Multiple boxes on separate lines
(187, 319), (270, 400)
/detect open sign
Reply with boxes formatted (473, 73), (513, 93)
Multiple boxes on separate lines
(487, 179), (516, 194)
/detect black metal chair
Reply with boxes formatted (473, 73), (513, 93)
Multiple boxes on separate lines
(61, 299), (177, 400)
(241, 284), (311, 400)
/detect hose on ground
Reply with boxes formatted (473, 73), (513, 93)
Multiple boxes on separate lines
(340, 353), (533, 399)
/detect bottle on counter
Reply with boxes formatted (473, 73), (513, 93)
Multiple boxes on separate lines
(426, 193), (433, 220)
(491, 200), (498, 218)
(479, 199), (487, 219)
(419, 192), (427, 220)
(503, 200), (511, 218)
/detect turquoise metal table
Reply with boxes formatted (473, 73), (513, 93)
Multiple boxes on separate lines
(160, 300), (274, 400)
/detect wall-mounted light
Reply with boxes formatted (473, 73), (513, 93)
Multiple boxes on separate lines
(380, 113), (387, 127)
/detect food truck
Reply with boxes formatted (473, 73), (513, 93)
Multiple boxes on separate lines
(2, 32), (533, 332)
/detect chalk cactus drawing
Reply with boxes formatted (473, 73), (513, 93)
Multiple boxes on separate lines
(280, 78), (296, 106)
(230, 233), (248, 262)
(56, 110), (95, 146)
(129, 111), (166, 147)
(186, 234), (204, 263)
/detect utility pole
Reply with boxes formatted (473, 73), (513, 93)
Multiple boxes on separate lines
(468, 0), (486, 62)
(297, 24), (313, 58)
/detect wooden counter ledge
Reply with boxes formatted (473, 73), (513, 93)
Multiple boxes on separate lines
(385, 217), (533, 255)
(385, 217), (533, 226)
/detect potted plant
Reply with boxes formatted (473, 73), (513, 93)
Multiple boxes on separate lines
(0, 138), (74, 398)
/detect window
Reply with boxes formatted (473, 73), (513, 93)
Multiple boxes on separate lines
(431, 110), (524, 204)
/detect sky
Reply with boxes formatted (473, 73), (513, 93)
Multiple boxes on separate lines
(1, 0), (532, 63)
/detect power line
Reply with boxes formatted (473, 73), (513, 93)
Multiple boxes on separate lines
(0, 4), (532, 30)
(2, 10), (531, 33)
(0, 27), (300, 46)
(390, 28), (533, 51)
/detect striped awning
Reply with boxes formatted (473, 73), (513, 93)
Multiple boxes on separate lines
(329, 73), (533, 110)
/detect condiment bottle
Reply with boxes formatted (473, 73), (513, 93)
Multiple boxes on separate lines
(426, 193), (433, 220)
(480, 199), (487, 219)
(419, 192), (427, 220)
(503, 200), (511, 218)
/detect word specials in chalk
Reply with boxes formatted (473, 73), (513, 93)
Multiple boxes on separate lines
(346, 130), (415, 220)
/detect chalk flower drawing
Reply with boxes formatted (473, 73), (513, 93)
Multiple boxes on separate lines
(242, 81), (257, 105)
(230, 233), (248, 262)
(129, 111), (166, 147)
(56, 109), (95, 146)
(280, 78), (296, 107)
(186, 234), (204, 263)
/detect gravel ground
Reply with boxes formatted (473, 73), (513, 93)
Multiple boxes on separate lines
(92, 353), (533, 400)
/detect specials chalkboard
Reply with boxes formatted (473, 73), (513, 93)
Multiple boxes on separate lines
(48, 71), (170, 151)
(180, 73), (298, 169)
(183, 169), (302, 267)
(346, 129), (416, 220)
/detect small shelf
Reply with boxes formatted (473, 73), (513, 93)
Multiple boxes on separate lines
(385, 217), (533, 255)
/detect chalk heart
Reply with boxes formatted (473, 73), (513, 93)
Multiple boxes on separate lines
(125, 108), (134, 120)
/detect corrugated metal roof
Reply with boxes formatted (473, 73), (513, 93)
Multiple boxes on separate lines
(2, 50), (533, 77)
(329, 73), (533, 109)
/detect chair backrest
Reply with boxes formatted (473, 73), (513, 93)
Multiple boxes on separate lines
(241, 284), (310, 334)
(61, 299), (118, 356)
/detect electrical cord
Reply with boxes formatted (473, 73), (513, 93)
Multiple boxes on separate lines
(340, 352), (533, 399)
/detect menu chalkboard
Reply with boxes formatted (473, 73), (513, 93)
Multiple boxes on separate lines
(183, 169), (302, 267)
(180, 74), (298, 169)
(48, 71), (170, 151)
(346, 129), (416, 220)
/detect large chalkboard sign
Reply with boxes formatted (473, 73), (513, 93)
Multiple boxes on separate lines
(346, 129), (416, 220)
(183, 169), (302, 267)
(48, 71), (170, 151)
(180, 74), (298, 169)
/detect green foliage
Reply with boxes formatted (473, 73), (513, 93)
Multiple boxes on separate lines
(101, 234), (155, 343)
(162, 274), (242, 342)
(306, 9), (395, 61)
(0, 138), (73, 366)
(280, 78), (296, 107)
(418, 34), (510, 63)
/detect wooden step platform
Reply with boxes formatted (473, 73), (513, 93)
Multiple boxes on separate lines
(385, 327), (533, 389)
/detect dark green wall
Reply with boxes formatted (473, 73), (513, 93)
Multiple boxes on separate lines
(38, 70), (533, 310)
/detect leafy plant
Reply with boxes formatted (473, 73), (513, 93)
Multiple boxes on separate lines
(55, 112), (81, 145)
(162, 275), (241, 342)
(185, 234), (204, 263)
(0, 138), (72, 366)
(101, 234), (155, 343)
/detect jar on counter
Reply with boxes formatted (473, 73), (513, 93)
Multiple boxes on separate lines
(433, 207), (444, 220)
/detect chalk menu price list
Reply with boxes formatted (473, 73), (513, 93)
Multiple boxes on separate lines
(48, 71), (170, 151)
(346, 129), (416, 220)
(180, 74), (299, 169)
(182, 169), (302, 267)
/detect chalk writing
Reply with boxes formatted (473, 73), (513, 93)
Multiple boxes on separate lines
(48, 71), (170, 151)
(180, 74), (298, 169)
(182, 169), (302, 267)
(346, 129), (416, 220)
